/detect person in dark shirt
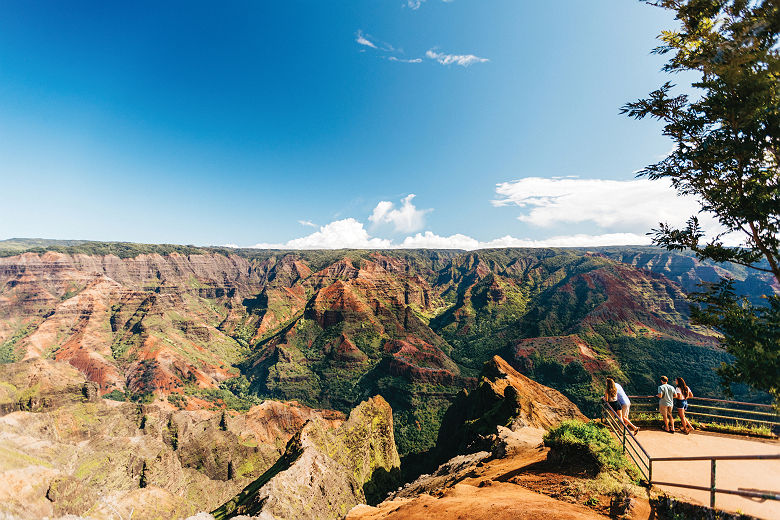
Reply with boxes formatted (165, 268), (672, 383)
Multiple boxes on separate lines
(674, 377), (694, 434)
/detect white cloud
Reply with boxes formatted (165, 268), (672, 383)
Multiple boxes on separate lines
(400, 231), (481, 250)
(400, 231), (650, 250)
(298, 220), (316, 228)
(406, 0), (453, 9)
(369, 194), (431, 233)
(355, 30), (377, 49)
(492, 177), (704, 230)
(251, 219), (392, 250)
(240, 184), (744, 251)
(240, 218), (752, 250)
(356, 31), (418, 63)
(388, 56), (423, 64)
(426, 49), (489, 67)
(247, 225), (652, 251)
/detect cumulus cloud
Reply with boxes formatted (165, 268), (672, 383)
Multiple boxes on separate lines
(492, 177), (705, 230)
(400, 231), (481, 250)
(355, 30), (377, 49)
(242, 184), (737, 251)
(426, 49), (489, 67)
(251, 219), (392, 250)
(400, 231), (650, 250)
(247, 225), (652, 251)
(369, 194), (431, 233)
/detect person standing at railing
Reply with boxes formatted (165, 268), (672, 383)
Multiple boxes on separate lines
(605, 378), (640, 434)
(674, 377), (694, 434)
(655, 375), (677, 433)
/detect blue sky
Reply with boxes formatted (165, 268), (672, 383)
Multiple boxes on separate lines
(0, 1), (708, 249)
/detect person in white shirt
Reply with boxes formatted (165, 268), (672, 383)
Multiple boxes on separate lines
(605, 378), (639, 434)
(655, 375), (677, 433)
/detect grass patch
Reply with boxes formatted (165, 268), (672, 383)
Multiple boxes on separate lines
(0, 323), (38, 363)
(184, 377), (262, 411)
(103, 389), (127, 401)
(74, 457), (105, 480)
(544, 420), (644, 506)
(0, 445), (53, 470)
(167, 393), (187, 409)
(544, 420), (640, 479)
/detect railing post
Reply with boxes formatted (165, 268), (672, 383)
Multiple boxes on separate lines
(710, 459), (716, 508)
(622, 423), (626, 453)
(648, 458), (652, 484)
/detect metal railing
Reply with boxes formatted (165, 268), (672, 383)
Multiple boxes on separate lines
(601, 400), (652, 481)
(626, 395), (780, 432)
(600, 400), (780, 509)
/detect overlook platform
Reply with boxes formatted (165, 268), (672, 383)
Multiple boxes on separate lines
(634, 428), (779, 519)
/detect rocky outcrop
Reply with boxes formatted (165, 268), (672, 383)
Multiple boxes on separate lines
(212, 395), (401, 520)
(346, 362), (633, 520)
(0, 359), (99, 415)
(433, 355), (586, 464)
(0, 359), (343, 520)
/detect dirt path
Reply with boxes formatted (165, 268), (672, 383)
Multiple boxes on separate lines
(348, 481), (610, 520)
(347, 445), (613, 520)
(636, 429), (780, 519)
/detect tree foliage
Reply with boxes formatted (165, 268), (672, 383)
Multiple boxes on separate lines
(624, 0), (779, 401)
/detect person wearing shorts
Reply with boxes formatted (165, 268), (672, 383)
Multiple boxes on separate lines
(605, 378), (639, 434)
(656, 375), (677, 433)
(675, 377), (694, 433)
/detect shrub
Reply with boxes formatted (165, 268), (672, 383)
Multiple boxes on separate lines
(543, 420), (639, 480)
(167, 393), (187, 409)
(103, 389), (127, 401)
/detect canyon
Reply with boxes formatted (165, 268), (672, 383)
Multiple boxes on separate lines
(1, 243), (774, 455)
(0, 240), (775, 519)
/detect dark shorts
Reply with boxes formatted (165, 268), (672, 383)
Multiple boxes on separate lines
(609, 401), (621, 412)
(674, 399), (688, 410)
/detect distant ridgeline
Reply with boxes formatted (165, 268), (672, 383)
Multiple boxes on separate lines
(0, 238), (774, 456)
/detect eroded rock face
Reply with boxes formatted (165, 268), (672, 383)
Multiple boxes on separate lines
(0, 360), (343, 520)
(0, 252), (269, 396)
(212, 395), (401, 520)
(433, 355), (586, 464)
(0, 247), (744, 460)
(0, 358), (99, 415)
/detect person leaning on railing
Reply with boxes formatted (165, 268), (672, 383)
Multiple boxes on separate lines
(605, 377), (640, 434)
(674, 377), (694, 434)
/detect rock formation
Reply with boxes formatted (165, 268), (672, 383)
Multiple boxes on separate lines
(0, 359), (342, 520)
(346, 357), (621, 520)
(433, 355), (586, 464)
(212, 395), (400, 520)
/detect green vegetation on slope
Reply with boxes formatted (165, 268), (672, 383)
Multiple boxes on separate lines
(544, 420), (639, 480)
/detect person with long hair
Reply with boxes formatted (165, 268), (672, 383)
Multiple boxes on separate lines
(674, 377), (694, 434)
(605, 378), (639, 434)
